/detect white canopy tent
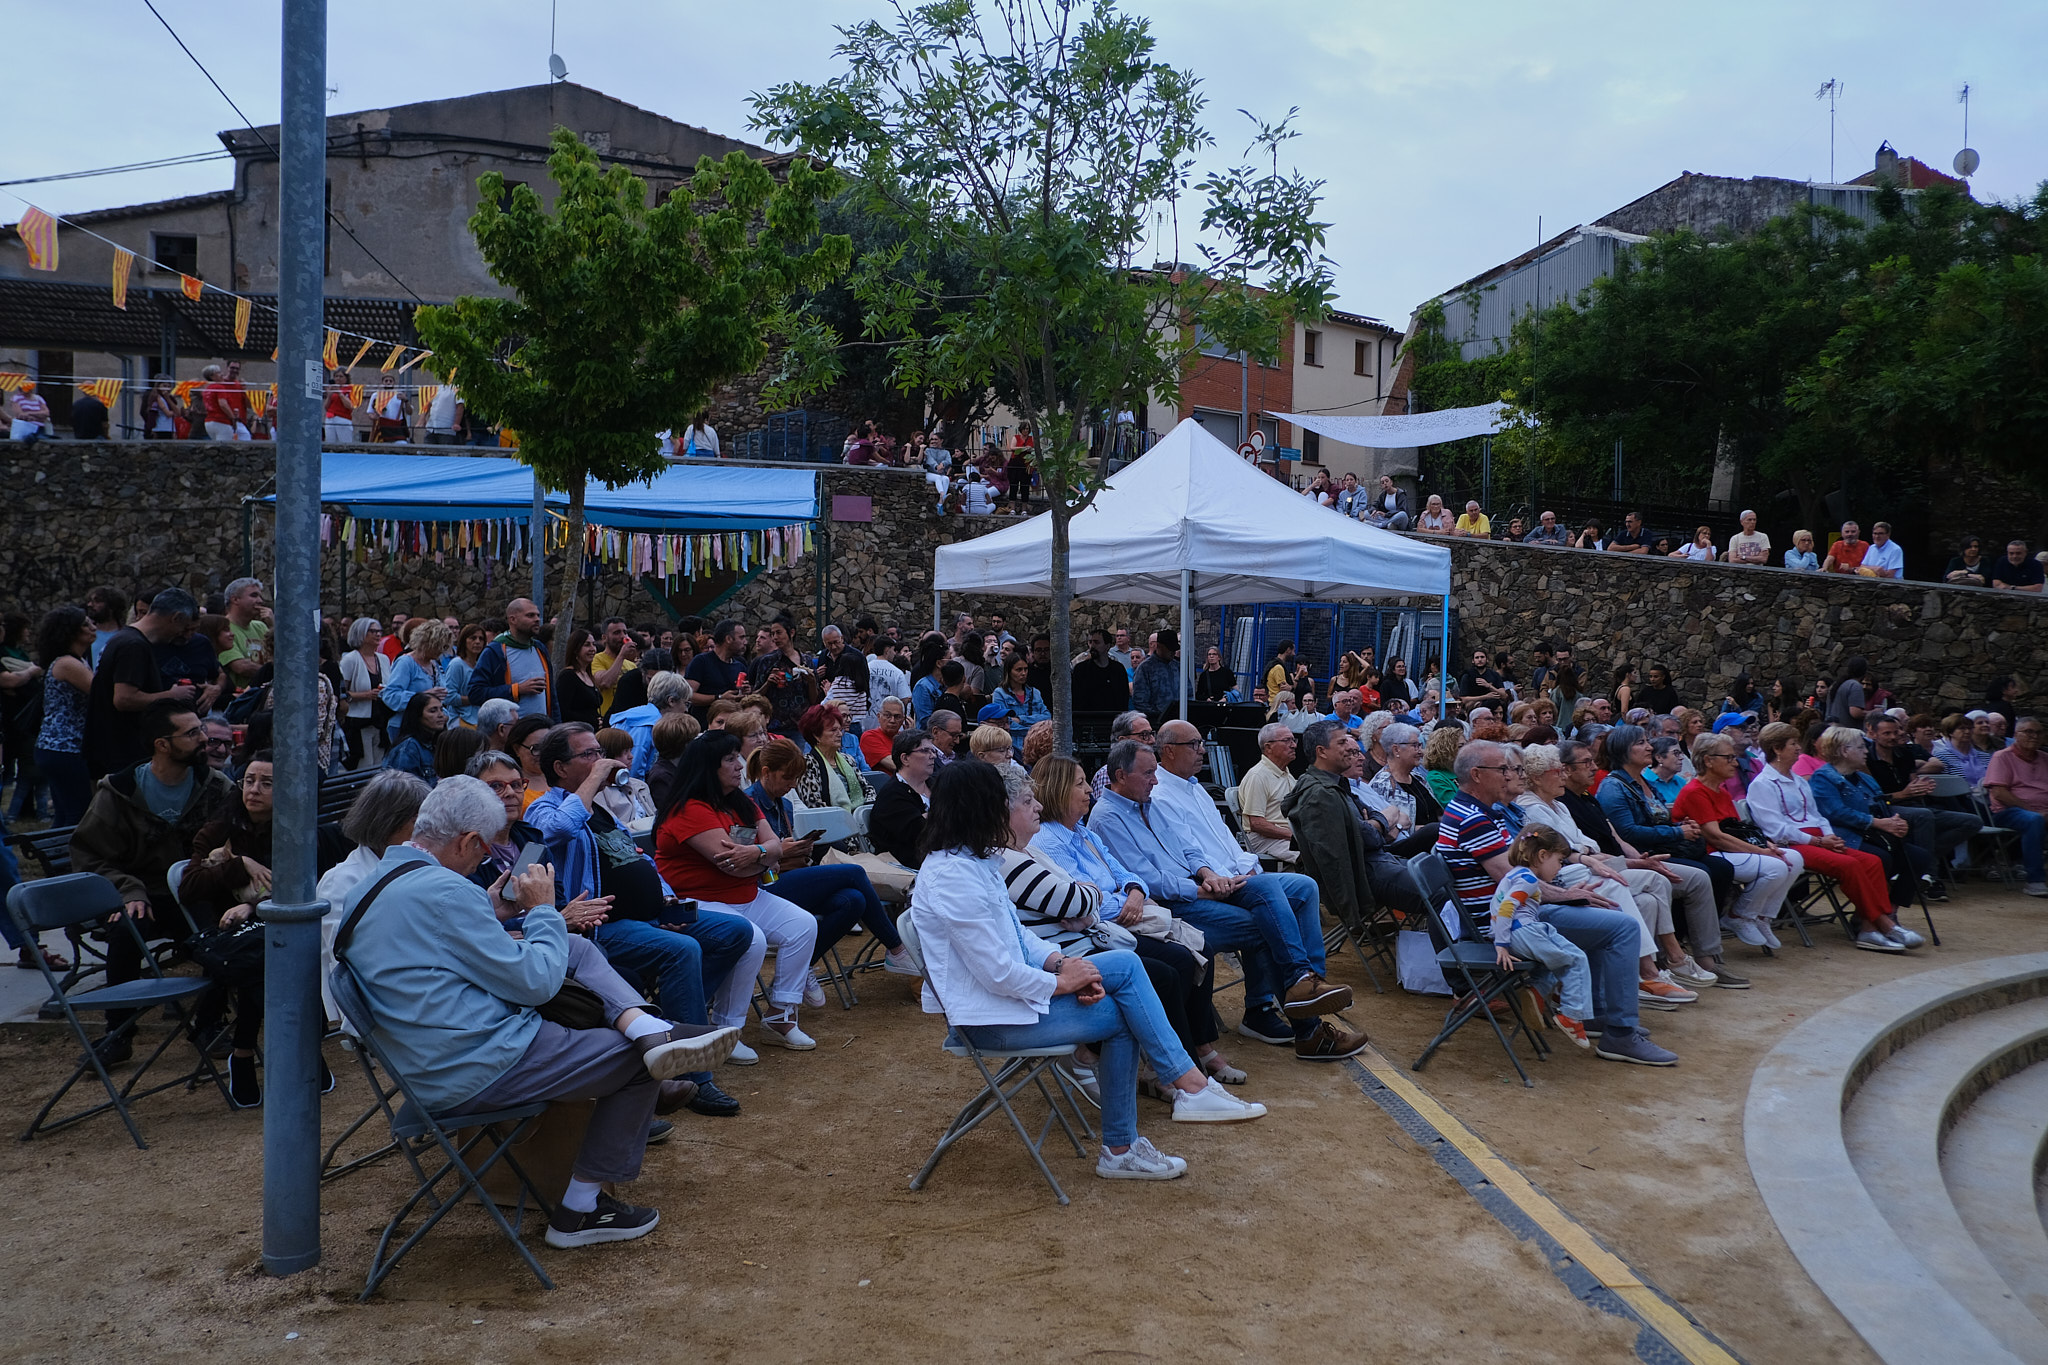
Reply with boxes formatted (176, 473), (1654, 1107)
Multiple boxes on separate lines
(933, 417), (1454, 713)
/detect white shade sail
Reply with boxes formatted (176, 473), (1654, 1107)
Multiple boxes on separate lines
(933, 417), (1451, 605)
(1272, 401), (1512, 449)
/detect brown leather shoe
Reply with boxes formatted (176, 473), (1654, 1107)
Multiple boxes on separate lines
(1282, 974), (1354, 1019)
(654, 1078), (700, 1116)
(1293, 1019), (1370, 1061)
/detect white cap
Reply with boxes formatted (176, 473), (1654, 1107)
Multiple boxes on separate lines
(1966, 709), (1990, 720)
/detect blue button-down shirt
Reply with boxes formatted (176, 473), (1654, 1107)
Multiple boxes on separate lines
(1085, 787), (1207, 904)
(1130, 655), (1180, 717)
(1031, 819), (1143, 897)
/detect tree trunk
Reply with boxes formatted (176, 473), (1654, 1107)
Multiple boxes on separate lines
(558, 478), (587, 647)
(1049, 499), (1073, 757)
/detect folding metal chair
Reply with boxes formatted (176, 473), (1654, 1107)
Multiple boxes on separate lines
(1963, 783), (2024, 888)
(1403, 852), (1550, 1087)
(897, 913), (1095, 1206)
(7, 872), (231, 1149)
(327, 965), (556, 1298)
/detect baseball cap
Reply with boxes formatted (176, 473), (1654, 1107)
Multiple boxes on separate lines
(976, 703), (1008, 723)
(1711, 712), (1756, 734)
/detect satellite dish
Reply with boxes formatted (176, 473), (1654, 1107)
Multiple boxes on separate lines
(1953, 148), (1980, 177)
(548, 53), (568, 82)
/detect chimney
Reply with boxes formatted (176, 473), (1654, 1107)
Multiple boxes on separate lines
(1874, 141), (1901, 183)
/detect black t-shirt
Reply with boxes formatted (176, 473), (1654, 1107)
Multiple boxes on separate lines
(1867, 747), (1917, 796)
(1946, 555), (1989, 582)
(608, 663), (649, 719)
(1638, 684), (1681, 715)
(1988, 556), (2045, 589)
(1071, 655), (1131, 713)
(556, 669), (604, 727)
(684, 651), (747, 710)
(154, 634), (221, 691)
(72, 396), (109, 439)
(1559, 788), (1624, 857)
(1458, 668), (1504, 699)
(1607, 526), (1653, 551)
(86, 627), (165, 778)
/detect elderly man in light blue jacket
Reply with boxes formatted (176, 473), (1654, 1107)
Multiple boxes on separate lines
(335, 776), (737, 1249)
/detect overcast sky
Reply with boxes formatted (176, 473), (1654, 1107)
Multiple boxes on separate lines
(10, 1), (2044, 322)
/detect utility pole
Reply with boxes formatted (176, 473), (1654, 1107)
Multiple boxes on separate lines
(261, 0), (327, 1277)
(1816, 79), (1842, 183)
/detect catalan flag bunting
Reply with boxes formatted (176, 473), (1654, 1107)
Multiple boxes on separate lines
(174, 380), (200, 401)
(347, 337), (375, 369)
(0, 372), (28, 394)
(380, 343), (404, 372)
(246, 386), (268, 418)
(80, 378), (123, 406)
(347, 384), (364, 406)
(111, 248), (134, 310)
(396, 348), (433, 375)
(233, 296), (252, 347)
(415, 384), (439, 415)
(15, 206), (58, 271)
(323, 329), (340, 368)
(179, 273), (203, 302)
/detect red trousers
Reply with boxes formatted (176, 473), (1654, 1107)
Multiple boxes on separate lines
(1795, 833), (1890, 925)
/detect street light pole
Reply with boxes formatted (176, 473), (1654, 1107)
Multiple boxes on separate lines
(260, 0), (328, 1277)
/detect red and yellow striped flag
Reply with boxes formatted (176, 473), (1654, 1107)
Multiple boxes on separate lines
(245, 386), (268, 418)
(415, 384), (439, 415)
(174, 380), (200, 402)
(232, 296), (252, 347)
(79, 378), (123, 406)
(347, 384), (364, 406)
(323, 329), (340, 368)
(111, 248), (134, 310)
(380, 343), (404, 372)
(15, 207), (57, 271)
(179, 273), (203, 302)
(347, 337), (374, 370)
(0, 372), (29, 394)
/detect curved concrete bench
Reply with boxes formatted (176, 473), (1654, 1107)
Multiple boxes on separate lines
(1745, 952), (2048, 1365)
(1944, 1058), (2048, 1323)
(1840, 998), (2048, 1358)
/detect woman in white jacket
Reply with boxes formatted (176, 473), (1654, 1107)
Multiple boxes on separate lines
(907, 761), (1262, 1183)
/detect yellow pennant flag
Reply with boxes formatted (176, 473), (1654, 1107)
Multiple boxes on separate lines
(396, 348), (433, 375)
(380, 343), (404, 372)
(0, 372), (29, 394)
(179, 273), (203, 302)
(232, 296), (252, 347)
(15, 206), (58, 271)
(323, 329), (340, 368)
(80, 378), (123, 406)
(347, 336), (375, 370)
(245, 386), (268, 418)
(111, 248), (134, 310)
(347, 383), (364, 406)
(173, 380), (200, 402)
(415, 384), (439, 415)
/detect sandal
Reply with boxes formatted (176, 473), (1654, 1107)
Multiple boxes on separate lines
(1201, 1051), (1248, 1085)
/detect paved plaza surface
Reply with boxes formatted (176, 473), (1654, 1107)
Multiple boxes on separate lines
(2, 880), (2041, 1364)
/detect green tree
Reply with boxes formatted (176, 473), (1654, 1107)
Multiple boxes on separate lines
(750, 0), (1334, 747)
(415, 128), (850, 643)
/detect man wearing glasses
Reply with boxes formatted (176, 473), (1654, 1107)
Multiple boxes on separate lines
(1235, 723), (1300, 861)
(1436, 740), (1677, 1067)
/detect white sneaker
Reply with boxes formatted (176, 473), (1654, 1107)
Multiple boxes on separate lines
(1096, 1136), (1187, 1180)
(1666, 957), (1717, 987)
(1731, 920), (1768, 948)
(2026, 882), (2048, 898)
(803, 973), (828, 1009)
(1171, 1077), (1268, 1123)
(726, 1039), (759, 1066)
(1887, 925), (1925, 949)
(1854, 930), (1906, 953)
(1761, 922), (1783, 950)
(882, 948), (921, 976)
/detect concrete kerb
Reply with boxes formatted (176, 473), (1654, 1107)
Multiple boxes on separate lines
(1743, 951), (2048, 1365)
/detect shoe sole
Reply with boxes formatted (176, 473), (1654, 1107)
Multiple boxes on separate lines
(1235, 1022), (1295, 1046)
(1709, 978), (1752, 989)
(1853, 939), (1907, 953)
(684, 1101), (741, 1117)
(1281, 984), (1354, 1019)
(545, 1211), (660, 1248)
(642, 1027), (741, 1079)
(726, 1047), (759, 1066)
(1294, 1039), (1371, 1061)
(756, 1031), (816, 1050)
(1095, 1163), (1187, 1180)
(1594, 1046), (1679, 1066)
(1638, 993), (1693, 1007)
(1173, 1104), (1268, 1123)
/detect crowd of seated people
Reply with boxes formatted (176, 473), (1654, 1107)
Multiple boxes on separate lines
(8, 568), (2046, 1226)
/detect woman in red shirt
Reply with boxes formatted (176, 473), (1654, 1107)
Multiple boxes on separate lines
(323, 368), (357, 443)
(1670, 735), (1798, 949)
(655, 730), (819, 1049)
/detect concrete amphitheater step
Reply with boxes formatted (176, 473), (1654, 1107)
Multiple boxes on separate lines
(1944, 1056), (2048, 1323)
(1840, 997), (2048, 1360)
(1746, 951), (2048, 1365)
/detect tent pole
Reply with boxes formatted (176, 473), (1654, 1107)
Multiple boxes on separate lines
(933, 589), (941, 635)
(529, 472), (545, 617)
(1440, 592), (1452, 715)
(1178, 569), (1192, 722)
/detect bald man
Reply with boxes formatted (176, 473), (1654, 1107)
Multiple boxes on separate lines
(467, 596), (556, 719)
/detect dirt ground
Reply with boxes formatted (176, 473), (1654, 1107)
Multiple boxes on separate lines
(2, 880), (2040, 1365)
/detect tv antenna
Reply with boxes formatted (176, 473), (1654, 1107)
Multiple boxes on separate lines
(1954, 83), (1979, 179)
(1815, 79), (1842, 183)
(548, 0), (567, 82)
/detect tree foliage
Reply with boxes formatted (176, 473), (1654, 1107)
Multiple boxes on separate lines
(750, 0), (1335, 745)
(415, 128), (850, 641)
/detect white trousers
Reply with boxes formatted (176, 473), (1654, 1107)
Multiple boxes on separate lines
(324, 417), (356, 443)
(1714, 849), (1802, 923)
(708, 887), (818, 1010)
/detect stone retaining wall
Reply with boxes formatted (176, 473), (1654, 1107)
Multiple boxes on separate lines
(4, 439), (2043, 710)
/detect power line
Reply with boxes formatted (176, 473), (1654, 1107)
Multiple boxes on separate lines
(140, 0), (426, 304)
(0, 150), (234, 188)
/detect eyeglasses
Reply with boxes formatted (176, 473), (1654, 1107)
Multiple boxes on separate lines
(242, 776), (275, 791)
(484, 779), (524, 795)
(1158, 738), (1203, 748)
(569, 747), (604, 762)
(204, 736), (234, 750)
(914, 747), (942, 760)
(1469, 764), (1512, 774)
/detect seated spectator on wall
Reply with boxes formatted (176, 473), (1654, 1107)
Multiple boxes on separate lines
(1984, 717), (2048, 896)
(1364, 476), (1411, 531)
(338, 776), (738, 1248)
(1989, 540), (2046, 593)
(1822, 521), (1870, 575)
(1945, 536), (1990, 587)
(1523, 510), (1571, 546)
(1668, 526), (1716, 562)
(1747, 723), (1921, 950)
(1724, 510), (1771, 565)
(1235, 723), (1300, 861)
(1571, 520), (1603, 550)
(1860, 522), (1905, 579)
(1415, 495), (1454, 534)
(1496, 515), (1526, 542)
(1606, 511), (1653, 554)
(1784, 529), (1820, 572)
(1453, 501), (1491, 538)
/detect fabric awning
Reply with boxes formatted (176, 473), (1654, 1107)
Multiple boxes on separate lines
(1271, 401), (1513, 449)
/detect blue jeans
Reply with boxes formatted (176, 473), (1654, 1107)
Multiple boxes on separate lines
(958, 950), (1190, 1149)
(1533, 902), (1640, 1039)
(1994, 807), (2045, 881)
(1224, 871), (1324, 1002)
(1172, 899), (1280, 1007)
(597, 909), (753, 1081)
(773, 863), (902, 961)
